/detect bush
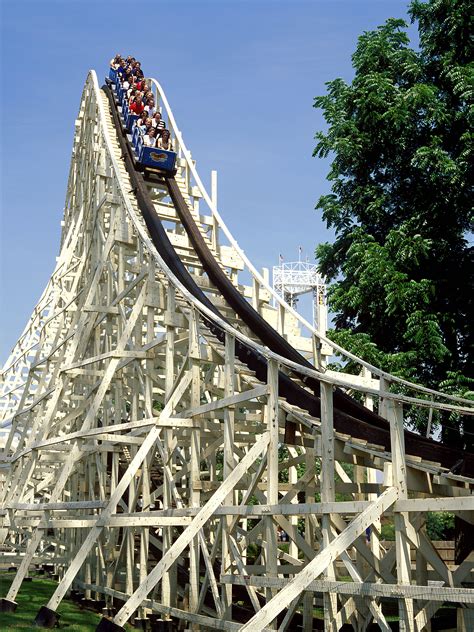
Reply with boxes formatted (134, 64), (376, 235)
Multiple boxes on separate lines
(426, 512), (455, 540)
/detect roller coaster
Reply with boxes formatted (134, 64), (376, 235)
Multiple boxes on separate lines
(0, 67), (473, 631)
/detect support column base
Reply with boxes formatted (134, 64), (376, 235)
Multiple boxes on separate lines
(81, 597), (96, 609)
(151, 620), (174, 632)
(95, 618), (126, 632)
(0, 598), (18, 612)
(70, 590), (83, 602)
(34, 605), (60, 628)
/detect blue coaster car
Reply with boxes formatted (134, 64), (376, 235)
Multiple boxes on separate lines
(126, 113), (139, 132)
(107, 69), (177, 173)
(137, 141), (177, 171)
(132, 126), (142, 146)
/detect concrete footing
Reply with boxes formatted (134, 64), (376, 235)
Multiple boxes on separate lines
(34, 605), (60, 628)
(95, 617), (126, 632)
(0, 598), (18, 613)
(70, 590), (83, 602)
(149, 618), (174, 632)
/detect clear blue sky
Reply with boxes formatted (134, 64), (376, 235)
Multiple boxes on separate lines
(0, 0), (416, 363)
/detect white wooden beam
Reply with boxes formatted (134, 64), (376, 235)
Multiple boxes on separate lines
(240, 487), (398, 631)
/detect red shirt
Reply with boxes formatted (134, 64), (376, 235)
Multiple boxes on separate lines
(130, 101), (144, 115)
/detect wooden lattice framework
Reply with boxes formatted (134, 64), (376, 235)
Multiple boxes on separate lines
(1, 71), (473, 632)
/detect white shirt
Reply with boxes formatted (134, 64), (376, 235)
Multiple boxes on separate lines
(143, 135), (157, 148)
(145, 105), (156, 117)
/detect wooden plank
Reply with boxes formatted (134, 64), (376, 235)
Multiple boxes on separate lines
(221, 575), (474, 603)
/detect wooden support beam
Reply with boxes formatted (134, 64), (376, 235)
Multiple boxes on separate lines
(112, 432), (270, 627)
(320, 381), (337, 632)
(221, 332), (235, 618)
(221, 575), (474, 603)
(388, 397), (414, 632)
(239, 486), (398, 631)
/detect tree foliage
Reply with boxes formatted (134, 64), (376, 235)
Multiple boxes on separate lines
(313, 0), (473, 446)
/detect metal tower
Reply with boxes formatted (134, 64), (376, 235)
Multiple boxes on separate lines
(273, 258), (327, 333)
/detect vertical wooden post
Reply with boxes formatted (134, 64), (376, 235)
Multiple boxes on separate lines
(415, 527), (430, 632)
(266, 359), (279, 628)
(362, 366), (380, 622)
(312, 334), (322, 371)
(288, 446), (299, 562)
(379, 376), (388, 419)
(221, 333), (235, 618)
(162, 284), (177, 610)
(320, 381), (338, 632)
(252, 277), (260, 313)
(189, 308), (201, 626)
(278, 303), (285, 336)
(138, 275), (154, 619)
(138, 288), (155, 619)
(211, 170), (218, 252)
(388, 397), (414, 632)
(302, 433), (316, 632)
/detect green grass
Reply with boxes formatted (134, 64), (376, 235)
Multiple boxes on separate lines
(0, 572), (113, 630)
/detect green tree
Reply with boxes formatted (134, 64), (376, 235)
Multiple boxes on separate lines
(313, 0), (473, 448)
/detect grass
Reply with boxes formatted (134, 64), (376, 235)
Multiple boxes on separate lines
(0, 572), (121, 631)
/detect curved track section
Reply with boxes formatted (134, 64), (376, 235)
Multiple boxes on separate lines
(146, 77), (473, 412)
(0, 71), (473, 632)
(105, 82), (474, 475)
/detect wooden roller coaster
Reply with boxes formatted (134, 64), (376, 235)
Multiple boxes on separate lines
(0, 70), (473, 631)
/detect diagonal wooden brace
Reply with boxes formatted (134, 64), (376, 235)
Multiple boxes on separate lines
(107, 432), (270, 629)
(240, 486), (399, 631)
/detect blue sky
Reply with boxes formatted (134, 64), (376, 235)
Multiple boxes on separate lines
(0, 0), (416, 362)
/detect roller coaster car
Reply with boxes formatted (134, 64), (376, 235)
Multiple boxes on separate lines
(135, 137), (177, 172)
(107, 68), (177, 175)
